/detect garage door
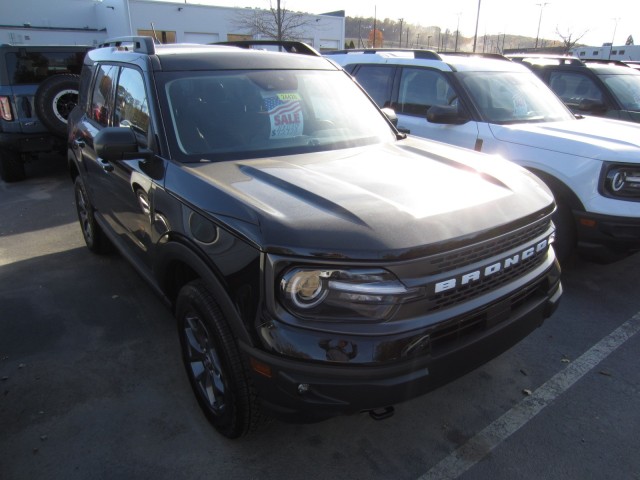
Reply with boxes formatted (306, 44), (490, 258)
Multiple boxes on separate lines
(183, 32), (220, 44)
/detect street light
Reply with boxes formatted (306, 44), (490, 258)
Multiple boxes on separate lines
(535, 2), (550, 49)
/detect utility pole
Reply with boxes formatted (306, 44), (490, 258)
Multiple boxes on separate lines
(454, 12), (461, 52)
(472, 0), (481, 53)
(398, 18), (403, 49)
(535, 2), (550, 49)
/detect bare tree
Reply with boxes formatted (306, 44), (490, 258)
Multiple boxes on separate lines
(555, 27), (589, 53)
(233, 0), (314, 41)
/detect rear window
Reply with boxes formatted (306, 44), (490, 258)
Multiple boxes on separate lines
(5, 51), (86, 85)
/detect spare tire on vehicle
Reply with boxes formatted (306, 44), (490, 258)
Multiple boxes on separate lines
(34, 74), (80, 137)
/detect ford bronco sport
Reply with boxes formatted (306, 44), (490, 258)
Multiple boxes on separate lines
(0, 43), (89, 181)
(67, 37), (562, 438)
(326, 49), (640, 263)
(508, 55), (640, 123)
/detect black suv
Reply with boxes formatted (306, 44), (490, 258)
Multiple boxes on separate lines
(509, 55), (640, 123)
(0, 44), (89, 181)
(68, 37), (562, 438)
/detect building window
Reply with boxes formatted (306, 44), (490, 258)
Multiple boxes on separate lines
(579, 51), (585, 56)
(593, 51), (599, 55)
(619, 50), (625, 55)
(611, 50), (617, 55)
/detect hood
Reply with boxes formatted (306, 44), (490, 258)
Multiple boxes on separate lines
(490, 117), (640, 162)
(169, 137), (554, 260)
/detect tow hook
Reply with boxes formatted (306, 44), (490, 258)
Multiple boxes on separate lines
(368, 406), (395, 421)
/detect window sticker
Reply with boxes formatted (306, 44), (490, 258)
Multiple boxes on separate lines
(513, 94), (528, 116)
(263, 92), (304, 138)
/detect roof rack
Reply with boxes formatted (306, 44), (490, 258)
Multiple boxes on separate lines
(99, 36), (157, 54)
(507, 54), (584, 66)
(441, 52), (511, 61)
(581, 59), (632, 68)
(214, 40), (320, 56)
(324, 48), (442, 61)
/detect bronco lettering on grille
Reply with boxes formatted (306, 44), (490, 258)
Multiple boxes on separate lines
(434, 239), (549, 294)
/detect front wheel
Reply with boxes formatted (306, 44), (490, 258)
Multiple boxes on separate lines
(74, 176), (111, 253)
(176, 280), (265, 439)
(552, 200), (577, 264)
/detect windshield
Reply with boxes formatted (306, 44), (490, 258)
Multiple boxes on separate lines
(457, 71), (574, 124)
(600, 73), (640, 111)
(159, 69), (396, 162)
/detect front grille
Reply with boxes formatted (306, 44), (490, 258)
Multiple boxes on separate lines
(429, 253), (546, 312)
(418, 217), (553, 313)
(428, 218), (551, 275)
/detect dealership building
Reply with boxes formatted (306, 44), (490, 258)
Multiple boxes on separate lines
(0, 0), (345, 51)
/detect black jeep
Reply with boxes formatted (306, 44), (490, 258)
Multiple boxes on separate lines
(0, 44), (89, 181)
(67, 37), (562, 438)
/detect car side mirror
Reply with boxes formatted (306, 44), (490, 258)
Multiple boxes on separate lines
(381, 107), (398, 126)
(95, 127), (153, 162)
(426, 105), (469, 125)
(577, 98), (607, 114)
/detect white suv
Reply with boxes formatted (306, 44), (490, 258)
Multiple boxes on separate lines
(325, 49), (640, 263)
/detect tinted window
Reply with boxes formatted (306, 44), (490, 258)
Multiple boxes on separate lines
(115, 67), (150, 143)
(90, 64), (118, 127)
(160, 69), (395, 161)
(5, 51), (85, 84)
(398, 68), (455, 116)
(351, 65), (395, 107)
(548, 72), (603, 105)
(600, 73), (640, 111)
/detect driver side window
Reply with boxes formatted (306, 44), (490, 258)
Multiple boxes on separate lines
(398, 68), (455, 116)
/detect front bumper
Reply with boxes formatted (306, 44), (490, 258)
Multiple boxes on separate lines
(575, 210), (640, 262)
(242, 261), (562, 423)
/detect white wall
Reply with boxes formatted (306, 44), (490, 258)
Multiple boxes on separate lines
(0, 0), (344, 50)
(0, 0), (107, 45)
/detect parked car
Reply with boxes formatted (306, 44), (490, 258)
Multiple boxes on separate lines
(325, 49), (640, 263)
(0, 43), (90, 181)
(67, 37), (562, 438)
(508, 54), (640, 123)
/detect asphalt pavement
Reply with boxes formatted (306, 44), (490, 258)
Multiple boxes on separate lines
(1, 155), (639, 480)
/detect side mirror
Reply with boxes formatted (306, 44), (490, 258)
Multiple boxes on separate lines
(426, 105), (469, 125)
(381, 107), (398, 126)
(577, 98), (607, 114)
(94, 127), (152, 162)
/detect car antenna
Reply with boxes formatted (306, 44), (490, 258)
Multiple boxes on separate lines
(150, 22), (161, 44)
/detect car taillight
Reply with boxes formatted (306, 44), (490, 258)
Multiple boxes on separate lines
(0, 96), (12, 121)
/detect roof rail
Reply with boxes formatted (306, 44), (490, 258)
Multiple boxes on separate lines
(99, 36), (157, 54)
(507, 54), (584, 66)
(582, 59), (632, 68)
(441, 52), (511, 61)
(214, 40), (320, 56)
(324, 48), (442, 60)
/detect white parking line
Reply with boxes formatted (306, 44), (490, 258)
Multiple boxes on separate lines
(418, 311), (640, 480)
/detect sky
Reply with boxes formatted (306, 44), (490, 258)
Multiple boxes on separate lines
(171, 0), (640, 48)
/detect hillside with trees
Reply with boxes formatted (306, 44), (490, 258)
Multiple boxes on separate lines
(344, 16), (569, 53)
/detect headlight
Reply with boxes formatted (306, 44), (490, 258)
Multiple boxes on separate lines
(602, 164), (640, 200)
(279, 267), (419, 322)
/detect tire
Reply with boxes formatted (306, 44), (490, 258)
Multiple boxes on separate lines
(74, 176), (111, 254)
(176, 280), (265, 439)
(34, 74), (80, 137)
(551, 200), (577, 264)
(0, 150), (25, 182)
